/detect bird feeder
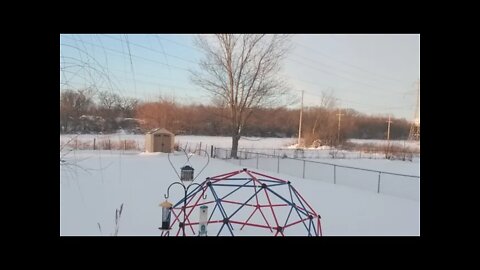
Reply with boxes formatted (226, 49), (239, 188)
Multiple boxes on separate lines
(198, 205), (208, 236)
(159, 200), (173, 230)
(180, 165), (194, 183)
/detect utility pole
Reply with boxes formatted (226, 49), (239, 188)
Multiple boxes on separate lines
(386, 115), (393, 159)
(298, 90), (304, 147)
(336, 109), (344, 144)
(409, 79), (420, 141)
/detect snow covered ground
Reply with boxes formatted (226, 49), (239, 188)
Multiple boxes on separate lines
(60, 149), (420, 236)
(60, 134), (296, 150)
(348, 139), (420, 150)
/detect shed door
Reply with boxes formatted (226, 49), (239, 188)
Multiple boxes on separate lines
(162, 135), (171, 152)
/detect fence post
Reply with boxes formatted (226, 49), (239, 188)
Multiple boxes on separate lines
(256, 153), (259, 169)
(211, 145), (214, 158)
(377, 172), (381, 193)
(334, 165), (336, 184)
(93, 138), (96, 150)
(277, 156), (280, 173)
(108, 139), (111, 150)
(302, 160), (305, 178)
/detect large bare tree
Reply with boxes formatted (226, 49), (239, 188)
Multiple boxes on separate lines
(191, 34), (291, 158)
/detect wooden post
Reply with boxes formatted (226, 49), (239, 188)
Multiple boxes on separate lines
(93, 138), (96, 150)
(377, 172), (381, 193)
(277, 156), (280, 173)
(302, 160), (306, 178)
(334, 165), (336, 184)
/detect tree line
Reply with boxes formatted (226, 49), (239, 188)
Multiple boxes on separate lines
(60, 89), (412, 145)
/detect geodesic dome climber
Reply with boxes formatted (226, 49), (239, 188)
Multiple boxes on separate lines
(159, 168), (322, 236)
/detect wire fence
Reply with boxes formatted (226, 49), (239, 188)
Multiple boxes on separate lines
(226, 146), (420, 161)
(59, 137), (212, 156)
(213, 148), (420, 201)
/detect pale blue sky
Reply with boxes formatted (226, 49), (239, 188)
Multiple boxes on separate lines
(60, 34), (419, 120)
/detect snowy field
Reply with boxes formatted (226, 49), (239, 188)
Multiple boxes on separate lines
(60, 134), (420, 150)
(60, 149), (420, 236)
(348, 139), (420, 150)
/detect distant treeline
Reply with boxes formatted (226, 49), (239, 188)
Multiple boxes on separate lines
(60, 89), (413, 144)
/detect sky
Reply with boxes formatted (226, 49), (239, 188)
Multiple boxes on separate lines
(60, 34), (419, 120)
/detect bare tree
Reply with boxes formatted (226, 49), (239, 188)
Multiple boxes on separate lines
(191, 34), (291, 158)
(60, 89), (96, 133)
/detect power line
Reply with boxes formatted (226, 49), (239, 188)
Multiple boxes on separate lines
(61, 36), (191, 72)
(293, 40), (406, 84)
(289, 52), (407, 96)
(103, 34), (198, 65)
(288, 57), (397, 93)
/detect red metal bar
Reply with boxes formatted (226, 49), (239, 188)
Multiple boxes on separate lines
(210, 170), (243, 183)
(185, 200), (215, 208)
(246, 170), (274, 233)
(221, 199), (257, 208)
(291, 187), (317, 215)
(263, 188), (280, 228)
(250, 171), (288, 183)
(184, 186), (209, 234)
(240, 207), (258, 230)
(229, 220), (274, 229)
(259, 204), (289, 207)
(206, 220), (224, 224)
(257, 207), (274, 233)
(284, 217), (310, 229)
(170, 209), (181, 227)
(210, 170), (242, 179)
(291, 204), (315, 216)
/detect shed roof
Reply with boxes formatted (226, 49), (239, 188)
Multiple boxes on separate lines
(147, 128), (174, 135)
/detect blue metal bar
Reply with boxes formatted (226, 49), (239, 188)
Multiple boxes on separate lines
(283, 205), (294, 228)
(228, 187), (264, 220)
(264, 183), (289, 187)
(209, 185), (234, 232)
(217, 222), (225, 236)
(291, 185), (312, 216)
(311, 219), (318, 236)
(266, 186), (309, 216)
(207, 201), (218, 223)
(288, 185), (310, 233)
(308, 218), (313, 236)
(209, 185), (229, 219)
(220, 179), (253, 201)
(291, 202), (310, 233)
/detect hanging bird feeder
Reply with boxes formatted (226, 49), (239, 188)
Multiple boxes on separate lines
(180, 165), (194, 183)
(159, 200), (173, 230)
(198, 205), (208, 236)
